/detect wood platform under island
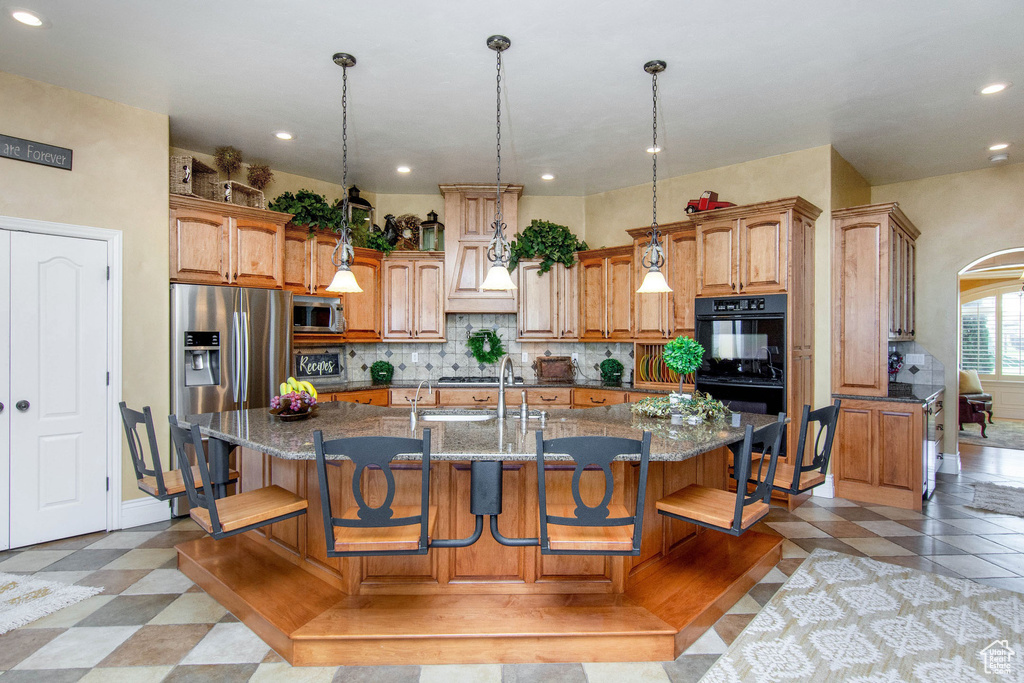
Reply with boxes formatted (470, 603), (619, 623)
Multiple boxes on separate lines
(176, 403), (784, 666)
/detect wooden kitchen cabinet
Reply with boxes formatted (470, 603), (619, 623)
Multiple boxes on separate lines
(516, 260), (578, 341)
(389, 388), (439, 407)
(331, 388), (389, 406)
(831, 203), (920, 396)
(578, 246), (633, 341)
(170, 195), (290, 287)
(695, 219), (737, 296)
(283, 227), (313, 294)
(440, 183), (523, 314)
(382, 253), (445, 341)
(340, 250), (382, 341)
(667, 229), (697, 334)
(572, 388), (629, 408)
(628, 221), (697, 338)
(832, 394), (939, 511)
(438, 388), (503, 407)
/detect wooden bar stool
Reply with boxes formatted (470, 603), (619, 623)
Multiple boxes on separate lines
(657, 415), (785, 536)
(313, 430), (436, 557)
(534, 432), (652, 556)
(759, 400), (840, 497)
(168, 416), (306, 539)
(119, 402), (237, 501)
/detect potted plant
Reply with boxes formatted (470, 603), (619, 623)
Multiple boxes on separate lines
(664, 336), (705, 390)
(268, 189), (346, 235)
(370, 360), (394, 385)
(508, 219), (588, 274)
(600, 358), (625, 387)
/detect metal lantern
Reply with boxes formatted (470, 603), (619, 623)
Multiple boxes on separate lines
(346, 186), (374, 231)
(419, 210), (445, 251)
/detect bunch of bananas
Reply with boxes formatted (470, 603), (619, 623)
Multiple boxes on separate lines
(279, 376), (318, 399)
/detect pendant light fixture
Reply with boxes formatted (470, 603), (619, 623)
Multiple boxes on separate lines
(326, 52), (363, 294)
(479, 34), (518, 291)
(636, 59), (673, 294)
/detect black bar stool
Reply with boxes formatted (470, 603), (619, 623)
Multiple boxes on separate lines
(656, 415), (785, 536)
(168, 416), (306, 539)
(313, 430), (436, 557)
(119, 402), (237, 501)
(761, 400), (841, 497)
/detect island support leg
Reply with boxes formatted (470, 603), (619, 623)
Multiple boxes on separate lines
(205, 436), (234, 499)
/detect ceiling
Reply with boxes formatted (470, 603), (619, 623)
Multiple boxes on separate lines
(2, 0), (1022, 196)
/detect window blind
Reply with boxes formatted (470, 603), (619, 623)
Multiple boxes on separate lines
(1002, 292), (1024, 376)
(961, 297), (996, 373)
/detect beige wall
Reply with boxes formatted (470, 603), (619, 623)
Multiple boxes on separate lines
(0, 71), (169, 502)
(871, 161), (1024, 451)
(831, 147), (872, 210)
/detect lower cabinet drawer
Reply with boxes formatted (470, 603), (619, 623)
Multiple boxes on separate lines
(390, 388), (439, 407)
(335, 389), (389, 406)
(573, 388), (629, 408)
(438, 388), (501, 407)
(506, 387), (573, 407)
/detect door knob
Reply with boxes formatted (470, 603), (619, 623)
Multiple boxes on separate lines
(0, 402), (4, 413)
(16, 400), (30, 412)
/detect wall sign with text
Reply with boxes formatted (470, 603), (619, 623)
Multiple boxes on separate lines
(1, 133), (73, 171)
(295, 352), (342, 379)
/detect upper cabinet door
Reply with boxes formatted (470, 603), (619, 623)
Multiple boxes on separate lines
(695, 220), (737, 296)
(606, 254), (634, 339)
(441, 184), (522, 314)
(414, 259), (445, 339)
(232, 217), (285, 289)
(383, 260), (415, 339)
(517, 259), (559, 340)
(170, 208), (231, 284)
(738, 212), (787, 294)
(558, 262), (579, 339)
(283, 228), (312, 294)
(667, 230), (697, 334)
(579, 256), (607, 339)
(342, 251), (382, 341)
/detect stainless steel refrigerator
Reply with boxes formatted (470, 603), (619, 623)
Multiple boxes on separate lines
(170, 284), (292, 512)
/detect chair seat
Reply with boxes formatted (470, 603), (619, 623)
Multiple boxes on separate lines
(545, 504), (635, 552)
(139, 467), (239, 497)
(656, 485), (769, 531)
(333, 505), (437, 553)
(191, 485), (307, 533)
(757, 458), (826, 492)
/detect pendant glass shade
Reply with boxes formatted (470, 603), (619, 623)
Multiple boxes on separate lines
(480, 264), (518, 291)
(637, 267), (672, 294)
(326, 264), (363, 293)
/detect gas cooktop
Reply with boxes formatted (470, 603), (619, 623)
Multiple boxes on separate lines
(437, 376), (524, 386)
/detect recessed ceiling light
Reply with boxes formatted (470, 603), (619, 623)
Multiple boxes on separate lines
(990, 152), (1010, 163)
(979, 82), (1010, 95)
(274, 131), (294, 140)
(10, 8), (46, 26)
(989, 143), (1010, 151)
(541, 173), (554, 180)
(397, 166), (411, 174)
(646, 146), (661, 154)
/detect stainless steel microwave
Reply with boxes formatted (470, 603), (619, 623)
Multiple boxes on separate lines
(292, 295), (344, 333)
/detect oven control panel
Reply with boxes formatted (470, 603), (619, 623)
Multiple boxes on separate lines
(712, 297), (765, 312)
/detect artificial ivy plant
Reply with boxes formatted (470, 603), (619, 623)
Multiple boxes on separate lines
(508, 219), (588, 274)
(268, 190), (346, 234)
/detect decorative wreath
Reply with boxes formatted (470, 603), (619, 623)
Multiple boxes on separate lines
(467, 329), (506, 364)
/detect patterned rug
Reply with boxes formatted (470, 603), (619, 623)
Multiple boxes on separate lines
(959, 417), (1024, 450)
(700, 549), (1023, 682)
(971, 482), (1024, 517)
(0, 571), (101, 635)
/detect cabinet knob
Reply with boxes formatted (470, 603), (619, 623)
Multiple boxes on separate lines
(225, 272), (229, 279)
(16, 400), (30, 412)
(910, 329), (915, 336)
(896, 328), (902, 335)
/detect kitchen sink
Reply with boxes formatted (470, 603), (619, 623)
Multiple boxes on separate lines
(417, 408), (496, 422)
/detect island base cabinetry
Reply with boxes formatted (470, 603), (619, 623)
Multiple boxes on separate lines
(176, 449), (782, 665)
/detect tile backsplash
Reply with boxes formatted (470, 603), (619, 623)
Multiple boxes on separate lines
(339, 314), (635, 384)
(891, 341), (945, 387)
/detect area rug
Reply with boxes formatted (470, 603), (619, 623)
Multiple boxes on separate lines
(700, 549), (1023, 682)
(959, 417), (1024, 450)
(0, 571), (101, 634)
(972, 481), (1024, 517)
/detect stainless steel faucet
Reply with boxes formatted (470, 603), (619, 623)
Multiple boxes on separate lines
(411, 380), (432, 417)
(497, 355), (516, 418)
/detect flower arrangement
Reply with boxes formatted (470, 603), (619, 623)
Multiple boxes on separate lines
(246, 162), (274, 190)
(630, 391), (729, 422)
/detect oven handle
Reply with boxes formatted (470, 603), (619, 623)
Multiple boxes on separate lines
(695, 313), (786, 321)
(695, 378), (785, 390)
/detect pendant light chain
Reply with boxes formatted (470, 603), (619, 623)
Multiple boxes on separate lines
(495, 46), (503, 229)
(651, 68), (659, 231)
(331, 55), (356, 271)
(637, 59), (671, 293)
(485, 36), (511, 269)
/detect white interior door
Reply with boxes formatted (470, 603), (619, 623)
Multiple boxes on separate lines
(9, 231), (108, 548)
(0, 231), (9, 551)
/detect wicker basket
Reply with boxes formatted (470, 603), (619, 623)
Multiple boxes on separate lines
(169, 156), (219, 199)
(221, 180), (266, 209)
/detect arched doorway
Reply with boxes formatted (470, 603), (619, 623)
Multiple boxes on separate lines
(957, 248), (1024, 456)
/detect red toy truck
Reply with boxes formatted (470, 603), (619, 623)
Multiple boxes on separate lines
(685, 191), (735, 214)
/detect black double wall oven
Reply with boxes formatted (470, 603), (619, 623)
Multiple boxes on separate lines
(694, 294), (787, 421)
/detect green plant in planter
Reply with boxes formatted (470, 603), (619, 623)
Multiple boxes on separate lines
(369, 360), (394, 385)
(600, 358), (625, 386)
(508, 219), (588, 274)
(364, 230), (396, 255)
(664, 336), (705, 379)
(268, 190), (346, 234)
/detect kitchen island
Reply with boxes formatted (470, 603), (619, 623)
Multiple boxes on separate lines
(175, 403), (783, 666)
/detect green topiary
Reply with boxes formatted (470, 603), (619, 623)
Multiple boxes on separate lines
(664, 336), (705, 377)
(369, 360), (394, 385)
(599, 358), (625, 386)
(508, 219), (588, 274)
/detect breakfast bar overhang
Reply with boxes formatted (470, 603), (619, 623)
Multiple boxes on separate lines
(174, 402), (783, 666)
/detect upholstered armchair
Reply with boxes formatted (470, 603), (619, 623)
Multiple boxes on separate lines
(959, 395), (988, 437)
(959, 369), (994, 426)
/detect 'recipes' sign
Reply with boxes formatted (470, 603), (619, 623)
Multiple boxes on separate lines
(295, 352), (341, 378)
(0, 133), (73, 171)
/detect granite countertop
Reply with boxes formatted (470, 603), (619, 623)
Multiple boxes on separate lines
(832, 383), (945, 404)
(179, 402), (778, 463)
(308, 379), (675, 394)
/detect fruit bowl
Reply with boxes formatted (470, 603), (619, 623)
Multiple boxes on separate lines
(269, 378), (320, 421)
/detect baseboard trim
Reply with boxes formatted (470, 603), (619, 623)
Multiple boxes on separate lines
(120, 497), (171, 529)
(938, 452), (961, 475)
(812, 474), (835, 499)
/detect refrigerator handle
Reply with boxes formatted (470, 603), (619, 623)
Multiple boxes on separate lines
(242, 293), (251, 402)
(231, 311), (240, 403)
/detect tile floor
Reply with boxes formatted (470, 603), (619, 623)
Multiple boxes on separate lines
(1, 446), (1023, 682)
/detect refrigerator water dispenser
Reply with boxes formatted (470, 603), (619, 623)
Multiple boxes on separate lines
(183, 331), (220, 387)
